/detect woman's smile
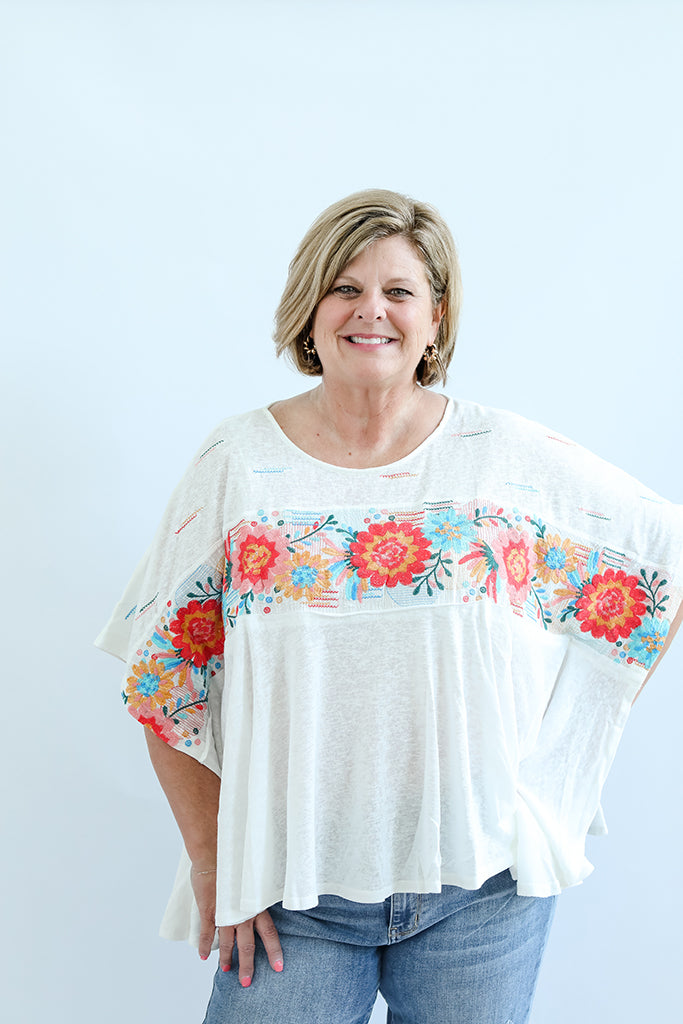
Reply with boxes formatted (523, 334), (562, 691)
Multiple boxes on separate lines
(345, 335), (396, 346)
(311, 234), (443, 386)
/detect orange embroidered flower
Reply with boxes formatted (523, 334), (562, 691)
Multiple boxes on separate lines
(575, 568), (647, 642)
(275, 550), (332, 601)
(534, 533), (578, 584)
(232, 527), (288, 594)
(349, 520), (431, 588)
(490, 528), (534, 604)
(125, 658), (177, 711)
(169, 599), (224, 666)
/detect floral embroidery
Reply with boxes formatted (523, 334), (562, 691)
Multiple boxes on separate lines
(125, 658), (177, 711)
(232, 526), (288, 594)
(275, 550), (333, 601)
(169, 599), (223, 666)
(534, 533), (578, 584)
(322, 530), (370, 602)
(490, 528), (534, 605)
(628, 615), (670, 668)
(220, 504), (678, 673)
(123, 562), (225, 750)
(423, 509), (477, 553)
(348, 520), (431, 588)
(574, 569), (647, 642)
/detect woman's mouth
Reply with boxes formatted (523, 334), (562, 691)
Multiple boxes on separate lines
(345, 336), (395, 345)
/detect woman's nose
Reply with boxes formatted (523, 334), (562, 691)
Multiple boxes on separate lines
(354, 289), (386, 320)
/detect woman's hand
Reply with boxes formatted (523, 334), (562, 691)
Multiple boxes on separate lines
(191, 867), (284, 987)
(218, 912), (284, 987)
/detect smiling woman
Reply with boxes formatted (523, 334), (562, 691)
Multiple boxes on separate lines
(96, 188), (683, 1024)
(271, 235), (449, 469)
(270, 190), (461, 469)
(311, 236), (442, 382)
(274, 189), (461, 389)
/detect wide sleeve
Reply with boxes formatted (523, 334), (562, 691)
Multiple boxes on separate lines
(509, 440), (683, 895)
(95, 422), (231, 777)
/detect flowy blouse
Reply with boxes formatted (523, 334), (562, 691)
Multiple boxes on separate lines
(96, 397), (683, 944)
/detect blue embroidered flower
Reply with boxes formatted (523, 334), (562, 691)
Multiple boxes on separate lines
(136, 671), (161, 697)
(291, 564), (319, 588)
(276, 551), (332, 601)
(424, 509), (476, 552)
(545, 547), (566, 570)
(628, 616), (670, 668)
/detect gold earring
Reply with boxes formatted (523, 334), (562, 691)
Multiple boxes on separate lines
(303, 337), (317, 364)
(424, 345), (438, 366)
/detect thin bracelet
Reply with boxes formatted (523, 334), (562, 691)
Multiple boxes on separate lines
(192, 867), (217, 875)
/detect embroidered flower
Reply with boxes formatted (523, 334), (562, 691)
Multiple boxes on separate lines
(458, 540), (497, 590)
(136, 710), (179, 744)
(168, 599), (224, 667)
(534, 533), (578, 584)
(275, 550), (332, 601)
(349, 520), (432, 588)
(124, 657), (177, 711)
(232, 527), (288, 595)
(574, 568), (647, 642)
(628, 615), (670, 668)
(490, 528), (534, 604)
(323, 534), (370, 603)
(424, 509), (477, 553)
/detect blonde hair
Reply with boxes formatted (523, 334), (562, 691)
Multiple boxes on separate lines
(274, 189), (462, 387)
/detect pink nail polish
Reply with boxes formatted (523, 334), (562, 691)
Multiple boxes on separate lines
(240, 976), (252, 988)
(199, 954), (209, 961)
(222, 964), (231, 973)
(273, 960), (284, 972)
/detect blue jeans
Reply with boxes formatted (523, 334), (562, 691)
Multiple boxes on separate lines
(202, 869), (557, 1024)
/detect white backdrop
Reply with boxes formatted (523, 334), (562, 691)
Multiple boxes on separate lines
(2, 2), (682, 1021)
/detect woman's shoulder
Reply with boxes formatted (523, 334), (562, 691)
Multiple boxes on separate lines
(450, 397), (630, 478)
(185, 406), (276, 466)
(195, 405), (269, 444)
(447, 395), (683, 513)
(448, 395), (683, 563)
(450, 396), (571, 442)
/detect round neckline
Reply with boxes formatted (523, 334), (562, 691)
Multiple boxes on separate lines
(262, 395), (457, 473)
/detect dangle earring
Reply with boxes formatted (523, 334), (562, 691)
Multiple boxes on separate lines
(424, 345), (438, 366)
(303, 336), (318, 364)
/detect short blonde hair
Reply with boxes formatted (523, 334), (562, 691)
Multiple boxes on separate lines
(274, 189), (462, 387)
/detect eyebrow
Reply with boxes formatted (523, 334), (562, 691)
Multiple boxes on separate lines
(334, 274), (420, 287)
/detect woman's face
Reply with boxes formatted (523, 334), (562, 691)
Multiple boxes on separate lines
(310, 235), (443, 391)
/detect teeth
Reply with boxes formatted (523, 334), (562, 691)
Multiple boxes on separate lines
(347, 336), (393, 345)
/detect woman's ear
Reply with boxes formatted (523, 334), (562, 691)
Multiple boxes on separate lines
(431, 301), (445, 334)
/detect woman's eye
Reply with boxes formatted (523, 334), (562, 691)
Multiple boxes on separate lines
(388, 288), (411, 297)
(333, 285), (358, 295)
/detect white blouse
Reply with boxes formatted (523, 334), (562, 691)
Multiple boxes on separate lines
(96, 397), (683, 944)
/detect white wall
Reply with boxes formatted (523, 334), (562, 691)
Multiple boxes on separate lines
(2, 2), (682, 1021)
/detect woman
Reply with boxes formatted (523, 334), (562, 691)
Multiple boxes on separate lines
(97, 189), (683, 1024)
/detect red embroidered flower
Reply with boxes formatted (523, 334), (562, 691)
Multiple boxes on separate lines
(574, 568), (647, 642)
(137, 711), (180, 744)
(169, 599), (224, 666)
(349, 520), (431, 588)
(490, 528), (534, 604)
(232, 528), (288, 594)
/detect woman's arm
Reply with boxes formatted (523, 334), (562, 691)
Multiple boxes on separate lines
(144, 730), (284, 986)
(144, 728), (220, 867)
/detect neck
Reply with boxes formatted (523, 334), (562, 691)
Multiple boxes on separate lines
(309, 380), (428, 449)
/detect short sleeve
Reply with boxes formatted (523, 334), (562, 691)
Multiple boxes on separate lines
(95, 423), (231, 776)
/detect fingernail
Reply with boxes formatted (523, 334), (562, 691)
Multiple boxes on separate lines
(240, 976), (252, 988)
(222, 964), (231, 972)
(199, 954), (209, 961)
(273, 960), (284, 972)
